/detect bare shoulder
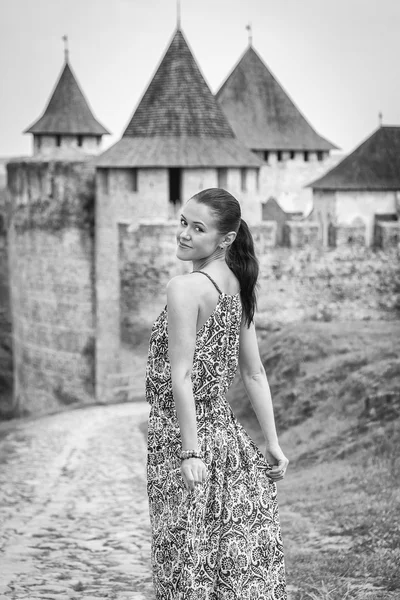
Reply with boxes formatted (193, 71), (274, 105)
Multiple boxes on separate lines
(166, 274), (189, 293)
(166, 275), (200, 330)
(167, 273), (204, 293)
(166, 274), (202, 307)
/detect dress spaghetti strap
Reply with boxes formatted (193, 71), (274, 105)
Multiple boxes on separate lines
(191, 270), (223, 295)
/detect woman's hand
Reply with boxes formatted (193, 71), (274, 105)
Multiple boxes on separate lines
(264, 444), (289, 482)
(181, 458), (207, 492)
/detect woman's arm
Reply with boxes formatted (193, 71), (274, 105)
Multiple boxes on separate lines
(239, 317), (289, 481)
(167, 276), (207, 490)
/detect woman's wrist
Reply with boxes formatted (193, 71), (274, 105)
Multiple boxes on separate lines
(180, 449), (203, 461)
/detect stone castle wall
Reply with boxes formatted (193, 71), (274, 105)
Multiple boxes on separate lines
(0, 186), (13, 413)
(255, 246), (400, 325)
(119, 221), (190, 346)
(6, 158), (96, 416)
(119, 221), (400, 347)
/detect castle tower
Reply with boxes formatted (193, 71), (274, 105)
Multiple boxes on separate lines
(96, 26), (261, 221)
(94, 26), (262, 401)
(6, 154), (97, 415)
(216, 43), (337, 164)
(24, 44), (109, 156)
(215, 41), (339, 213)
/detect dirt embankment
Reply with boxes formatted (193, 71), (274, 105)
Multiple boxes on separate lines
(229, 319), (400, 599)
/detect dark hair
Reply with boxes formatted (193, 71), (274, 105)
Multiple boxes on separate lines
(191, 188), (259, 327)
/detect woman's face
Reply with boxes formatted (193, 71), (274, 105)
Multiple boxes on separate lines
(176, 199), (223, 262)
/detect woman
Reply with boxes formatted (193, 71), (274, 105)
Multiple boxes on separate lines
(145, 188), (289, 600)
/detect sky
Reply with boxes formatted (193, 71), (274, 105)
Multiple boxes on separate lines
(1, 0), (400, 157)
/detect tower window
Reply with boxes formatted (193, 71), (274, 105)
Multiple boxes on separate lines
(290, 151), (295, 159)
(169, 168), (181, 205)
(317, 151), (324, 161)
(77, 135), (83, 147)
(56, 135), (61, 147)
(37, 136), (42, 150)
(217, 168), (228, 189)
(263, 151), (269, 162)
(304, 151), (309, 162)
(240, 168), (247, 191)
(277, 151), (282, 162)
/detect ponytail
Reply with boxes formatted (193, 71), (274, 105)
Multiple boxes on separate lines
(227, 218), (259, 327)
(190, 188), (259, 326)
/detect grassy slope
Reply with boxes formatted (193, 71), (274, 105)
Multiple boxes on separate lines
(228, 320), (400, 599)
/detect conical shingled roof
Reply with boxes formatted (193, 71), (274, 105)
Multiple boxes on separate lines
(216, 45), (337, 152)
(124, 29), (234, 138)
(25, 61), (109, 136)
(309, 126), (400, 190)
(97, 28), (261, 168)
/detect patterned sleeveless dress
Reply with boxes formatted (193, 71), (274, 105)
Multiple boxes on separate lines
(145, 271), (287, 600)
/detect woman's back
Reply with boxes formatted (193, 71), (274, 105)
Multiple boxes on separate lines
(145, 271), (242, 409)
(188, 269), (240, 332)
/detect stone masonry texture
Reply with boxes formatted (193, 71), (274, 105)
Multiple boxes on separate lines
(95, 169), (122, 402)
(0, 191), (12, 412)
(119, 221), (400, 341)
(7, 159), (96, 417)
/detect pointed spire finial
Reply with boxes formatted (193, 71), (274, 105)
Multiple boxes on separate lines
(378, 111), (383, 127)
(62, 34), (69, 62)
(177, 0), (181, 29)
(245, 23), (252, 46)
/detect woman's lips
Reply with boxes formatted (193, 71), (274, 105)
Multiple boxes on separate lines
(178, 242), (192, 248)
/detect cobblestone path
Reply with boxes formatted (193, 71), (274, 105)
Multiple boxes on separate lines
(0, 402), (153, 600)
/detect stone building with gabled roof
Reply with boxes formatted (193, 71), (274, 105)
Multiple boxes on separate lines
(309, 126), (400, 246)
(24, 52), (109, 156)
(96, 27), (262, 223)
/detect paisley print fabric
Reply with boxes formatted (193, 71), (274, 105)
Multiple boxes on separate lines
(145, 272), (287, 600)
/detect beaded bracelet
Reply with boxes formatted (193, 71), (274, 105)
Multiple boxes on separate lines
(180, 449), (203, 461)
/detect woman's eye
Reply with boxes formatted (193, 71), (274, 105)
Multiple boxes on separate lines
(180, 219), (186, 226)
(195, 227), (203, 232)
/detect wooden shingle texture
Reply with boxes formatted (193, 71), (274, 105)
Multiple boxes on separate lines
(25, 62), (109, 136)
(124, 29), (234, 138)
(309, 126), (400, 190)
(216, 45), (337, 152)
(97, 28), (261, 168)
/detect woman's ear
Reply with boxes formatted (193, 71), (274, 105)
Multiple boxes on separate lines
(224, 231), (237, 247)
